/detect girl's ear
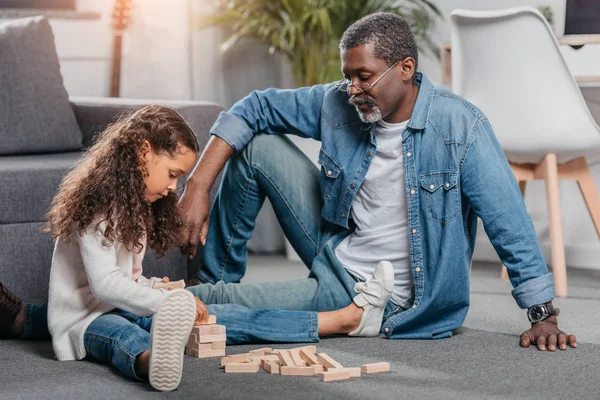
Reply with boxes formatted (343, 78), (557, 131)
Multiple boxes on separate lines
(140, 140), (152, 161)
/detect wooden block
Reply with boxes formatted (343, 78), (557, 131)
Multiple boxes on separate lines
(361, 362), (390, 374)
(317, 353), (343, 369)
(191, 325), (214, 336)
(345, 367), (361, 378)
(187, 341), (213, 351)
(153, 279), (186, 290)
(249, 347), (273, 356)
(212, 325), (226, 334)
(320, 369), (351, 382)
(266, 349), (284, 355)
(211, 341), (226, 350)
(195, 349), (226, 359)
(299, 348), (319, 365)
(263, 361), (280, 374)
(313, 365), (325, 374)
(292, 345), (317, 354)
(252, 355), (279, 363)
(277, 350), (295, 367)
(195, 314), (217, 325)
(188, 333), (197, 343)
(185, 348), (198, 357)
(197, 334), (227, 343)
(221, 353), (251, 367)
(289, 349), (307, 366)
(225, 363), (259, 373)
(280, 366), (315, 376)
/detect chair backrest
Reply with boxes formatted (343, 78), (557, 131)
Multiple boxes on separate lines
(451, 7), (600, 164)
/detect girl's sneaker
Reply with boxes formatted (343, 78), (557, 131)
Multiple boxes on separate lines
(0, 282), (22, 339)
(348, 261), (394, 337)
(149, 289), (196, 392)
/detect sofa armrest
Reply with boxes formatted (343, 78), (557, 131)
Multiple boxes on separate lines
(70, 96), (224, 148)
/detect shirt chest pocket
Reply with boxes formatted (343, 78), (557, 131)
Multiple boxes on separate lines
(421, 172), (459, 224)
(318, 149), (342, 200)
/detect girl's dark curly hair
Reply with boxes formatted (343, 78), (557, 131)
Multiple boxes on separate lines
(44, 105), (199, 258)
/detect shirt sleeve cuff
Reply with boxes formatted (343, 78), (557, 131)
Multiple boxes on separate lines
(209, 111), (254, 153)
(511, 273), (555, 309)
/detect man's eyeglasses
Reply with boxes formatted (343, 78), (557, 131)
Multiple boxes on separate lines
(337, 60), (400, 94)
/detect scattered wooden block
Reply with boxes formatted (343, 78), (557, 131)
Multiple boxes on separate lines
(249, 347), (273, 356)
(153, 279), (186, 290)
(361, 362), (390, 374)
(225, 363), (259, 373)
(277, 350), (295, 367)
(317, 353), (343, 369)
(313, 365), (325, 374)
(220, 353), (251, 367)
(320, 369), (351, 382)
(280, 366), (315, 376)
(289, 349), (307, 366)
(292, 345), (317, 354)
(299, 348), (319, 365)
(345, 367), (361, 378)
(195, 314), (217, 325)
(263, 361), (280, 374)
(251, 354), (279, 363)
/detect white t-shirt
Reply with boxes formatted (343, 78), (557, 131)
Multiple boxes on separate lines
(335, 119), (413, 308)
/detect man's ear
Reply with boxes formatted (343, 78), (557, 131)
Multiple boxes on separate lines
(401, 57), (416, 82)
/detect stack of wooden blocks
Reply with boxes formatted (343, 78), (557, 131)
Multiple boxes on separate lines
(220, 346), (390, 382)
(184, 315), (227, 358)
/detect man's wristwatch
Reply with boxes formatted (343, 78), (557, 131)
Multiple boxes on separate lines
(527, 304), (559, 323)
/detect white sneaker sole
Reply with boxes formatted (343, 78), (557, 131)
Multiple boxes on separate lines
(149, 289), (196, 392)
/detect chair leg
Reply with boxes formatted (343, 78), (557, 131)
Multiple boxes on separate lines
(540, 153), (568, 297)
(573, 158), (600, 239)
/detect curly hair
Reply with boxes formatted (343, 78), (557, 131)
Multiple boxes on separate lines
(44, 105), (199, 258)
(339, 12), (419, 74)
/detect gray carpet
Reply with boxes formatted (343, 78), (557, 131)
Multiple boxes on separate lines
(2, 257), (599, 399)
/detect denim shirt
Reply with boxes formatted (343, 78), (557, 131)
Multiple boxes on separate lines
(210, 72), (555, 339)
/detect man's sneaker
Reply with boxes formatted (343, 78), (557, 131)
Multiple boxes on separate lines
(0, 282), (23, 339)
(348, 261), (394, 337)
(149, 289), (196, 391)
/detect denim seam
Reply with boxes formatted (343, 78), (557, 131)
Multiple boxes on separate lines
(23, 303), (34, 338)
(219, 169), (254, 281)
(253, 165), (318, 252)
(429, 119), (465, 145)
(309, 312), (319, 342)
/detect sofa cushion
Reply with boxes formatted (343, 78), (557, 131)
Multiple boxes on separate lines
(0, 16), (82, 155)
(0, 152), (81, 224)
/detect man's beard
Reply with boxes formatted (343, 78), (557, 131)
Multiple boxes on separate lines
(349, 95), (383, 123)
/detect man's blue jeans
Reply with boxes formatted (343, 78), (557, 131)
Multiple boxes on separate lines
(189, 134), (403, 317)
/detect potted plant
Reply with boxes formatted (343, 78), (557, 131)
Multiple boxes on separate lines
(199, 0), (441, 87)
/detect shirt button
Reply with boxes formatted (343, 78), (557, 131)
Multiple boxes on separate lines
(406, 152), (412, 157)
(412, 305), (417, 309)
(341, 213), (345, 218)
(350, 184), (355, 189)
(410, 189), (416, 195)
(415, 267), (421, 272)
(327, 170), (332, 176)
(96, 230), (103, 237)
(445, 183), (450, 188)
(367, 152), (372, 157)
(384, 327), (389, 333)
(412, 229), (417, 234)
(429, 184), (435, 190)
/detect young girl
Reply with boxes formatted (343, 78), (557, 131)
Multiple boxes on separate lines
(1, 107), (396, 390)
(44, 105), (202, 391)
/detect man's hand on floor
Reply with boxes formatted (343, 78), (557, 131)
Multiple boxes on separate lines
(520, 315), (577, 351)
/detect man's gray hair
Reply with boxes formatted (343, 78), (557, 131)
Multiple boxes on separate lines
(340, 12), (418, 71)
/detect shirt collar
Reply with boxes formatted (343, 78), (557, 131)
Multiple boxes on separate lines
(407, 72), (434, 130)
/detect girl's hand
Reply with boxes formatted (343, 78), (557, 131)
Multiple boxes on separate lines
(194, 297), (209, 325)
(161, 277), (170, 284)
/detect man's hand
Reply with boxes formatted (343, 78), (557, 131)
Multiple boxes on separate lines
(520, 315), (577, 351)
(179, 185), (211, 259)
(193, 297), (209, 325)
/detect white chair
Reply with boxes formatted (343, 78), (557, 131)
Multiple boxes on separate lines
(450, 7), (600, 297)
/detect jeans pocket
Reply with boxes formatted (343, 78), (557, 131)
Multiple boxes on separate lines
(318, 149), (342, 200)
(421, 172), (459, 224)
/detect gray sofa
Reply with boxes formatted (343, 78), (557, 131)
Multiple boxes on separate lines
(0, 17), (223, 305)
